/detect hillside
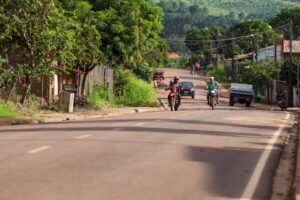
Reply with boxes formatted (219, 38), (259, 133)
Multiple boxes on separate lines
(150, 0), (299, 15)
(149, 0), (300, 52)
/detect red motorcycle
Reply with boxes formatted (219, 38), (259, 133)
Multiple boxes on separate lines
(166, 85), (181, 111)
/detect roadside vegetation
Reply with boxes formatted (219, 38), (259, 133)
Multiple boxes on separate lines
(0, 102), (18, 118)
(0, 0), (165, 115)
(2, 0), (300, 115)
(207, 64), (229, 84)
(114, 70), (157, 107)
(87, 84), (112, 109)
(159, 57), (190, 69)
(88, 70), (157, 108)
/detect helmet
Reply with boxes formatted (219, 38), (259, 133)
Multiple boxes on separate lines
(209, 77), (214, 81)
(174, 76), (179, 81)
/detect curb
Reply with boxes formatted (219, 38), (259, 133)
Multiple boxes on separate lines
(271, 115), (297, 200)
(0, 119), (40, 126)
(38, 107), (166, 123)
(293, 113), (300, 200)
(0, 107), (166, 126)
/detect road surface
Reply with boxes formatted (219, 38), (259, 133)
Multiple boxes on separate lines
(0, 69), (294, 200)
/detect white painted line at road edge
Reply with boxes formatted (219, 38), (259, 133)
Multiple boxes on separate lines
(75, 134), (92, 139)
(27, 146), (51, 154)
(241, 113), (291, 199)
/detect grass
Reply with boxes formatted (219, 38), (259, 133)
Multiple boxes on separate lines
(207, 64), (229, 83)
(0, 102), (19, 118)
(88, 70), (158, 108)
(115, 70), (157, 107)
(87, 84), (113, 109)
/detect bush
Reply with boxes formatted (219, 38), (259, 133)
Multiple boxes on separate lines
(133, 63), (153, 83)
(207, 64), (229, 83)
(87, 84), (111, 108)
(0, 101), (18, 118)
(115, 70), (157, 106)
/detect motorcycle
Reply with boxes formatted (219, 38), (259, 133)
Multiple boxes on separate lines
(277, 94), (287, 111)
(208, 89), (217, 110)
(167, 85), (181, 111)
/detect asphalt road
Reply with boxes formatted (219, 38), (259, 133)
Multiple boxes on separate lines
(0, 69), (294, 200)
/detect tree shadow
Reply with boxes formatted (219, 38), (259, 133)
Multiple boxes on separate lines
(185, 145), (281, 199)
(30, 116), (282, 131)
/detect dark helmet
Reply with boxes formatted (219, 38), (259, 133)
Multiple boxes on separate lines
(174, 76), (179, 81)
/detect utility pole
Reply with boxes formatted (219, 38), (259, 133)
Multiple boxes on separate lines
(231, 32), (236, 82)
(216, 27), (220, 69)
(288, 20), (293, 107)
(253, 34), (258, 62)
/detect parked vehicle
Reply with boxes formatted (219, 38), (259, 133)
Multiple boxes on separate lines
(229, 83), (254, 107)
(277, 93), (287, 111)
(179, 81), (195, 99)
(208, 89), (217, 110)
(153, 70), (165, 81)
(167, 85), (181, 111)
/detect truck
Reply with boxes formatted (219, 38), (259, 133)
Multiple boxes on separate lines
(229, 83), (254, 107)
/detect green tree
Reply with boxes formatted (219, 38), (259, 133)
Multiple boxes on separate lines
(239, 60), (280, 92)
(90, 0), (166, 73)
(60, 1), (104, 95)
(230, 20), (277, 55)
(185, 28), (212, 56)
(270, 7), (300, 39)
(0, 0), (70, 104)
(280, 59), (300, 85)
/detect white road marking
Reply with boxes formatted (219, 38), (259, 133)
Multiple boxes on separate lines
(75, 134), (92, 139)
(134, 122), (146, 127)
(27, 146), (50, 154)
(241, 113), (290, 199)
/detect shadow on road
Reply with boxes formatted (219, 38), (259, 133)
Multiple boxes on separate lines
(1, 116), (282, 135)
(185, 145), (280, 199)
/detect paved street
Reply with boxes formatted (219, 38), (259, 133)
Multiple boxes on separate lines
(0, 69), (294, 200)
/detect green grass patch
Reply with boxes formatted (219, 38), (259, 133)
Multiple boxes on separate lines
(0, 102), (19, 118)
(87, 84), (113, 109)
(88, 70), (158, 108)
(115, 70), (157, 107)
(207, 65), (229, 83)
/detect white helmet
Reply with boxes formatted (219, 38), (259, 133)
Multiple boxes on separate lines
(210, 77), (214, 81)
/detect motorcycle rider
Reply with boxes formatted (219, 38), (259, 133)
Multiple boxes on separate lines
(207, 77), (219, 104)
(277, 89), (287, 108)
(167, 76), (181, 106)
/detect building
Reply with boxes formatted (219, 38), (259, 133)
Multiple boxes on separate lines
(275, 39), (300, 61)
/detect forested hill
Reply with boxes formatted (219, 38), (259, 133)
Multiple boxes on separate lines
(150, 0), (299, 17)
(148, 0), (300, 52)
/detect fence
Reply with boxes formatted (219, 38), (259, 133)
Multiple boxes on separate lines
(81, 65), (114, 98)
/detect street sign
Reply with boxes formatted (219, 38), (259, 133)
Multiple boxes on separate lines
(63, 84), (78, 93)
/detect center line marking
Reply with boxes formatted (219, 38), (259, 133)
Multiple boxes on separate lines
(135, 122), (146, 127)
(27, 146), (50, 154)
(76, 135), (92, 139)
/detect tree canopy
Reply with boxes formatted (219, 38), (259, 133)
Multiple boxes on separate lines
(0, 0), (166, 103)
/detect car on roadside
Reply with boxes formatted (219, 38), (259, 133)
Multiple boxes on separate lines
(153, 70), (165, 81)
(179, 81), (195, 99)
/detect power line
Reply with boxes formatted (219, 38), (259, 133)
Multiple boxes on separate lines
(162, 27), (281, 44)
(163, 33), (258, 43)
